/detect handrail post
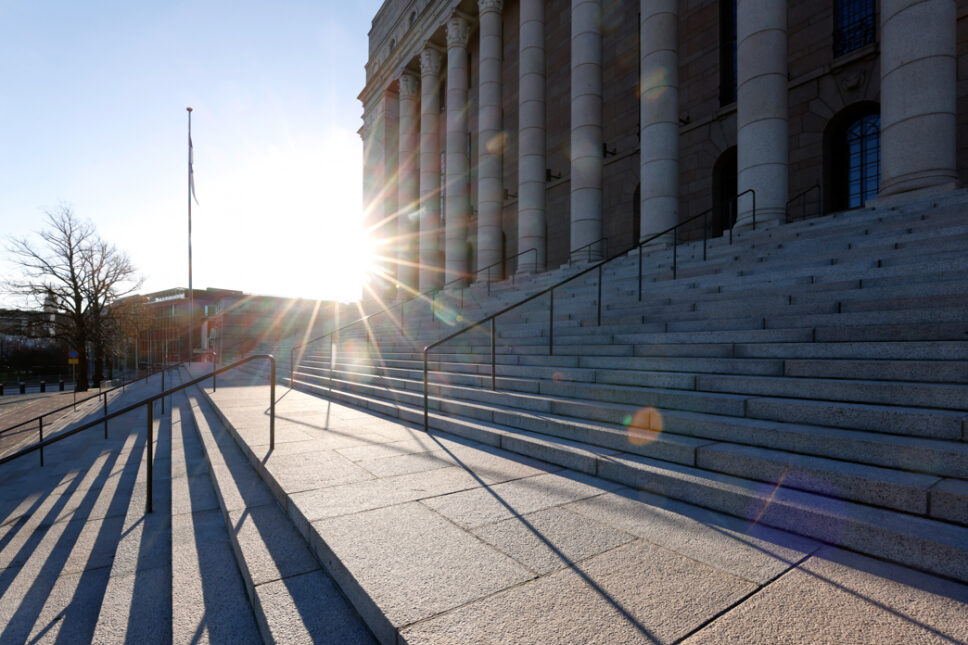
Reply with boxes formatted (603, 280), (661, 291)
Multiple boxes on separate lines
(212, 363), (217, 392)
(289, 347), (294, 386)
(103, 396), (108, 439)
(673, 227), (679, 280)
(638, 245), (643, 301)
(549, 289), (555, 355)
(38, 418), (44, 466)
(703, 210), (708, 261)
(597, 264), (603, 326)
(422, 351), (429, 431)
(329, 336), (335, 392)
(161, 367), (165, 414)
(490, 318), (496, 391)
(146, 402), (153, 514)
(752, 190), (757, 230)
(269, 358), (276, 451)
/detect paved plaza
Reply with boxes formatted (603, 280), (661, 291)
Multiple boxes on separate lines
(0, 368), (966, 643)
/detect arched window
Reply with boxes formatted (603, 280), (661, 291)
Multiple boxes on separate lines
(834, 0), (875, 57)
(825, 103), (880, 211)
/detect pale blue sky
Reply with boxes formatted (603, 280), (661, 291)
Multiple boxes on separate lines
(1, 0), (384, 305)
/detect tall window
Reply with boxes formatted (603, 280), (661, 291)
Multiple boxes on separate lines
(843, 113), (880, 208)
(834, 0), (875, 57)
(719, 0), (737, 106)
(826, 104), (880, 211)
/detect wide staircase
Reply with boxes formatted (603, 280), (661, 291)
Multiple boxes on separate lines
(289, 192), (968, 583)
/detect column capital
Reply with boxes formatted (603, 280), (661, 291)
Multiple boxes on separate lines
(420, 47), (442, 76)
(478, 0), (504, 15)
(399, 71), (419, 98)
(446, 15), (471, 48)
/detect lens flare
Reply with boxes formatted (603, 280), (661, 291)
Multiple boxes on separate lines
(623, 406), (662, 446)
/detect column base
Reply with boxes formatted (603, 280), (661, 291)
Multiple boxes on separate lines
(870, 181), (962, 209)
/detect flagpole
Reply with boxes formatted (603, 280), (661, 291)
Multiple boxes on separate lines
(187, 107), (194, 364)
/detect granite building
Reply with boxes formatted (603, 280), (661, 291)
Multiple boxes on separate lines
(359, 0), (963, 296)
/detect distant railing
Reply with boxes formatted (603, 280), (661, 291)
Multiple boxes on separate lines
(0, 354), (276, 513)
(289, 248), (539, 385)
(0, 361), (193, 452)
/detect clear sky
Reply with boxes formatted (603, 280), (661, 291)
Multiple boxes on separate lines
(0, 0), (385, 307)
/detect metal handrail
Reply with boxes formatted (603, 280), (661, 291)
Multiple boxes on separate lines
(421, 202), (752, 431)
(0, 354), (276, 513)
(786, 184), (822, 222)
(729, 189), (757, 244)
(0, 361), (188, 439)
(569, 237), (608, 266)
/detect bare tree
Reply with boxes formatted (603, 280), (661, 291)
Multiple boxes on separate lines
(4, 206), (142, 390)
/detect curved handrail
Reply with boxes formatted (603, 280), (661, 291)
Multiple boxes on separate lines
(729, 189), (757, 243)
(0, 361), (189, 438)
(0, 354), (276, 513)
(786, 184), (822, 222)
(421, 205), (727, 430)
(569, 237), (608, 266)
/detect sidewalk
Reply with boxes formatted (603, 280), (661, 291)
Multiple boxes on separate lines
(197, 368), (968, 644)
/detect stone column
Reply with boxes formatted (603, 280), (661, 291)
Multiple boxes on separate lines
(477, 0), (504, 277)
(570, 0), (603, 260)
(419, 47), (443, 291)
(518, 0), (546, 273)
(879, 0), (957, 196)
(381, 90), (399, 296)
(736, 0), (787, 229)
(639, 0), (678, 243)
(445, 15), (471, 286)
(397, 71), (420, 294)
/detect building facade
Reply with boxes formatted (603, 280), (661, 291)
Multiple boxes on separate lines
(360, 0), (965, 297)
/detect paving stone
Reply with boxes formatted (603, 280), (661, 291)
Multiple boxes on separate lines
(227, 504), (320, 587)
(90, 565), (173, 644)
(683, 548), (968, 645)
(421, 470), (624, 530)
(288, 466), (481, 531)
(0, 567), (109, 644)
(400, 540), (757, 644)
(470, 506), (635, 574)
(566, 487), (820, 584)
(310, 502), (531, 638)
(335, 435), (444, 462)
(171, 510), (262, 644)
(263, 449), (374, 495)
(355, 448), (456, 478)
(254, 570), (376, 644)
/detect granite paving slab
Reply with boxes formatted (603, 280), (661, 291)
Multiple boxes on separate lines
(400, 539), (758, 644)
(421, 470), (624, 530)
(470, 506), (636, 575)
(566, 487), (821, 584)
(683, 547), (968, 644)
(310, 501), (532, 642)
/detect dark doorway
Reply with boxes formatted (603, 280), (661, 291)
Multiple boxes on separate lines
(712, 146), (737, 236)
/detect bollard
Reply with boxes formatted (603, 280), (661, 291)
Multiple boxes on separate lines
(19, 382), (25, 394)
(59, 380), (64, 391)
(0, 383), (4, 396)
(40, 381), (46, 393)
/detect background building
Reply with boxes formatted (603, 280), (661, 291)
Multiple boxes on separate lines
(359, 0), (963, 297)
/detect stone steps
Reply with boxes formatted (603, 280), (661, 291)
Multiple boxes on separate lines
(282, 198), (968, 586)
(183, 374), (375, 643)
(278, 377), (968, 584)
(286, 368), (968, 512)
